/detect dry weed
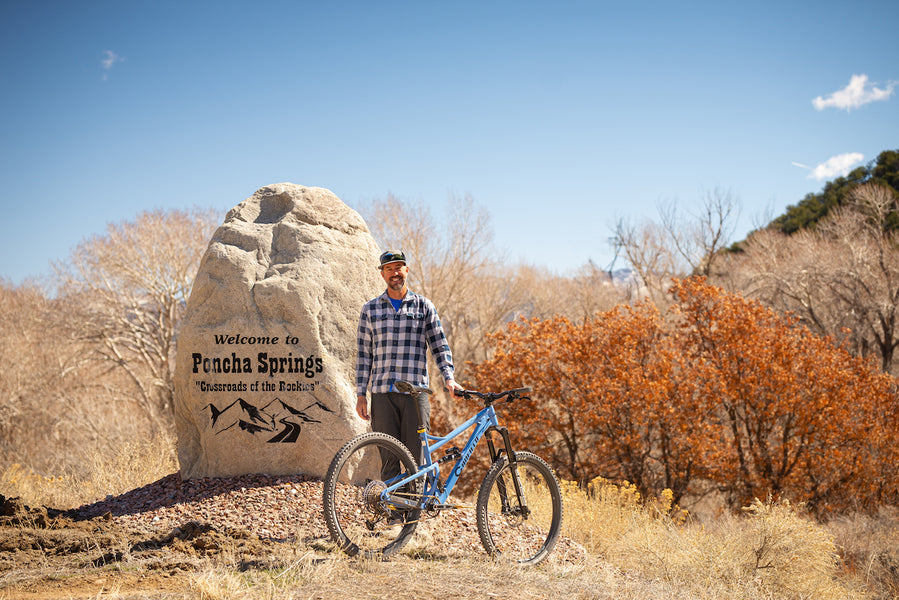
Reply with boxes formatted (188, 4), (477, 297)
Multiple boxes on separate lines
(0, 431), (177, 509)
(827, 506), (899, 600)
(559, 480), (860, 600)
(190, 551), (639, 600)
(0, 463), (70, 508)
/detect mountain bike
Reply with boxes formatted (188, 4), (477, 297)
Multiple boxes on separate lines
(322, 381), (563, 565)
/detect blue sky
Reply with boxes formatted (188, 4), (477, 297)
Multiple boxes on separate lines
(2, 1), (897, 285)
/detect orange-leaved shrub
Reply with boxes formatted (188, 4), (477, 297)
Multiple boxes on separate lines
(470, 276), (899, 514)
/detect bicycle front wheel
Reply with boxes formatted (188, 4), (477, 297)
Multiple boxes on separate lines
(322, 432), (422, 558)
(475, 451), (563, 565)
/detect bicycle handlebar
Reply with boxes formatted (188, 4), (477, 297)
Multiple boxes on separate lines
(456, 386), (532, 406)
(394, 380), (531, 406)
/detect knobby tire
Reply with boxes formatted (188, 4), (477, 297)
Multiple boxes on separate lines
(475, 451), (563, 565)
(322, 432), (422, 558)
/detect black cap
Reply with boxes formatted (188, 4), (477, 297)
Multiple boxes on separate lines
(378, 250), (406, 269)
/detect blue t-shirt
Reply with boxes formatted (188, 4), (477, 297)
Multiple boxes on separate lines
(389, 296), (403, 311)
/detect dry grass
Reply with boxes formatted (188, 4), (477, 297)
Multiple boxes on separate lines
(0, 431), (177, 509)
(1, 442), (896, 599)
(560, 478), (865, 600)
(828, 506), (899, 600)
(190, 553), (626, 600)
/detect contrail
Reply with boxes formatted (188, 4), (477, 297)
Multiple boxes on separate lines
(791, 161), (812, 170)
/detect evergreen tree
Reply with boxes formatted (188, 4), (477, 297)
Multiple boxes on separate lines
(771, 150), (899, 234)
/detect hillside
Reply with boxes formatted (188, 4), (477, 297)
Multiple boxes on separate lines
(769, 149), (899, 234)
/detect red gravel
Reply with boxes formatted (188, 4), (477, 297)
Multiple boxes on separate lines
(69, 472), (585, 562)
(71, 473), (329, 541)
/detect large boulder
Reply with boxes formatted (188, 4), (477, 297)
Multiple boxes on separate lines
(174, 183), (382, 479)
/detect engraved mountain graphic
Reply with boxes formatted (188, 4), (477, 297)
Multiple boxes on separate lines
(203, 397), (333, 443)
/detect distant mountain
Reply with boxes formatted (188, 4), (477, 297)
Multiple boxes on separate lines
(609, 268), (636, 285)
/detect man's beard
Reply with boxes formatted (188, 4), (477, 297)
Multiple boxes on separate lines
(388, 275), (405, 291)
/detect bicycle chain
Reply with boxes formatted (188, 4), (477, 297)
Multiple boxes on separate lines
(383, 491), (473, 524)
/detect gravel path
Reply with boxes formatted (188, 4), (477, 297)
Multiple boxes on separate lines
(70, 472), (585, 562)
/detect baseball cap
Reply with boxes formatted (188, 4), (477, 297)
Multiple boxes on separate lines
(378, 250), (406, 269)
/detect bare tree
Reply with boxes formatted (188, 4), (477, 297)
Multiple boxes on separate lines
(613, 189), (741, 305)
(821, 184), (899, 371)
(612, 217), (680, 305)
(0, 280), (137, 472)
(736, 184), (899, 373)
(660, 187), (740, 277)
(0, 282), (63, 465)
(729, 228), (840, 333)
(511, 261), (622, 323)
(54, 207), (219, 430)
(364, 192), (494, 312)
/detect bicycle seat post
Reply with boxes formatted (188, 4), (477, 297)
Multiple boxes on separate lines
(394, 380), (434, 465)
(414, 391), (430, 465)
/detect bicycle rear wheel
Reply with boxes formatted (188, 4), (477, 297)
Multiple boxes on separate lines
(475, 451), (563, 565)
(322, 432), (422, 558)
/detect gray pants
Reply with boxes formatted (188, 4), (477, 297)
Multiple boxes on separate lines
(371, 391), (430, 477)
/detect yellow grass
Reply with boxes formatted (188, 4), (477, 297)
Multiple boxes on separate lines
(0, 431), (177, 509)
(560, 477), (860, 600)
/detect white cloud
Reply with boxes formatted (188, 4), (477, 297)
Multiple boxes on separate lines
(812, 74), (895, 111)
(101, 50), (124, 80)
(808, 153), (864, 181)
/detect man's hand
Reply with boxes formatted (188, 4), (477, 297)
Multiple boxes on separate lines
(445, 379), (463, 398)
(356, 395), (370, 420)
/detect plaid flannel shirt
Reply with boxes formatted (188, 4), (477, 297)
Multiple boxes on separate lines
(356, 290), (455, 396)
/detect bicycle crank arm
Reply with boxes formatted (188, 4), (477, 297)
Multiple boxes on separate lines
(432, 502), (470, 510)
(383, 497), (421, 511)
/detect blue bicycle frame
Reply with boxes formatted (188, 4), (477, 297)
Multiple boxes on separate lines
(380, 401), (509, 511)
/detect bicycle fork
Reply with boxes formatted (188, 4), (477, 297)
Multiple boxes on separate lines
(486, 426), (530, 519)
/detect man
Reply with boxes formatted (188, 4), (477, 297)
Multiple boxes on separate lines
(356, 249), (462, 467)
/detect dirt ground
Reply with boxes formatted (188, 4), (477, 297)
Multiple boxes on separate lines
(0, 483), (589, 600)
(0, 494), (300, 600)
